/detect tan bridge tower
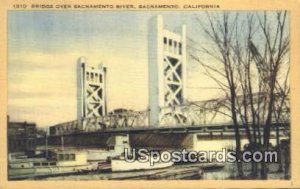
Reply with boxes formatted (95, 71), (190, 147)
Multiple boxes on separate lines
(148, 15), (187, 126)
(77, 57), (107, 130)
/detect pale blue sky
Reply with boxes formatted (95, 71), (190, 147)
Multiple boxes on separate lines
(8, 11), (285, 127)
(8, 11), (214, 127)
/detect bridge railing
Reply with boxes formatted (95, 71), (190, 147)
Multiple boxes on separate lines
(49, 94), (290, 135)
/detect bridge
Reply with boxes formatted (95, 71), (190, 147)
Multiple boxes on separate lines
(50, 122), (289, 136)
(49, 92), (290, 137)
(48, 15), (290, 149)
(47, 117), (289, 150)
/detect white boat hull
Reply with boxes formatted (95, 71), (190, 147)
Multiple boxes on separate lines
(111, 159), (173, 172)
(9, 164), (95, 179)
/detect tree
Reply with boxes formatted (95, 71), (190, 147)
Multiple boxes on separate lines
(254, 10), (289, 179)
(191, 12), (245, 178)
(191, 11), (289, 179)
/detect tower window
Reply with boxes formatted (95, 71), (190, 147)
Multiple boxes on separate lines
(169, 39), (173, 53)
(86, 72), (90, 81)
(163, 37), (167, 44)
(169, 39), (172, 46)
(95, 74), (98, 82)
(179, 43), (182, 55)
(163, 37), (168, 51)
(174, 41), (177, 54)
(91, 73), (94, 82)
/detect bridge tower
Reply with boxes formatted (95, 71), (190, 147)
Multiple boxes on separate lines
(148, 15), (187, 126)
(77, 57), (107, 130)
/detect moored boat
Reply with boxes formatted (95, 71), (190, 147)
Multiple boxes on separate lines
(87, 135), (131, 162)
(9, 150), (96, 180)
(111, 155), (174, 172)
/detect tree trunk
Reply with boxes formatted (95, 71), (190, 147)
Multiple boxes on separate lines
(276, 123), (283, 172)
(262, 72), (277, 179)
(230, 87), (244, 178)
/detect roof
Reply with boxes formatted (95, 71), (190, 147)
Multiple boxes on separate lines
(8, 122), (36, 128)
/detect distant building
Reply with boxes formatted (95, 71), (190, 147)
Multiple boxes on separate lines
(148, 15), (187, 126)
(7, 116), (37, 152)
(108, 108), (134, 115)
(77, 57), (107, 130)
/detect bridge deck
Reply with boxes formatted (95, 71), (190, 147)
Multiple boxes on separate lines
(50, 122), (290, 136)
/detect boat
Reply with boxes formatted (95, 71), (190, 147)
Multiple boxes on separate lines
(108, 166), (203, 180)
(88, 135), (174, 172)
(8, 150), (96, 180)
(86, 135), (131, 162)
(111, 154), (174, 172)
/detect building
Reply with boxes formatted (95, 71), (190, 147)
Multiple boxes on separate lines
(108, 108), (134, 115)
(77, 57), (107, 130)
(148, 15), (187, 126)
(7, 116), (37, 152)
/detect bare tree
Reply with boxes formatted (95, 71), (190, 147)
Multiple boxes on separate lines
(191, 11), (289, 179)
(191, 12), (245, 178)
(252, 11), (289, 178)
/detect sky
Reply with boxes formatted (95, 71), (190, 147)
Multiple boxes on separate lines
(8, 11), (287, 127)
